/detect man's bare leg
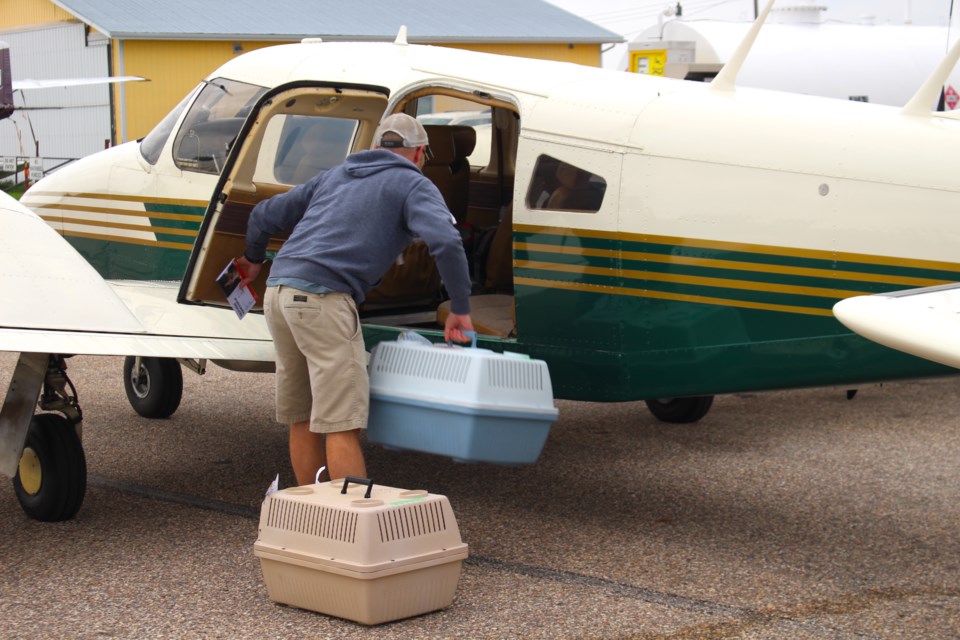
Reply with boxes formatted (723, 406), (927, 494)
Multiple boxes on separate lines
(325, 429), (367, 480)
(289, 419), (327, 485)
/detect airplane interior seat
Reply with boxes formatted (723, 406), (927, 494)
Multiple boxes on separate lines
(423, 125), (471, 223)
(363, 127), (478, 310)
(546, 181), (605, 212)
(526, 156), (562, 211)
(448, 125), (477, 222)
(543, 163), (606, 212)
(362, 239), (441, 309)
(450, 125), (477, 168)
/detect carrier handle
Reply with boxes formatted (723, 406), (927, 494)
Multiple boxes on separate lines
(341, 476), (374, 499)
(447, 330), (478, 348)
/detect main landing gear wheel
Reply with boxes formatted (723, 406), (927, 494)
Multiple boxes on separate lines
(13, 413), (87, 522)
(645, 396), (714, 423)
(123, 356), (183, 419)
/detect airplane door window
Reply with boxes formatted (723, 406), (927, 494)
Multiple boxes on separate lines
(171, 78), (267, 174)
(271, 115), (358, 185)
(526, 155), (606, 213)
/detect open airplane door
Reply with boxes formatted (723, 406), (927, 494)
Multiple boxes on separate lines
(178, 83), (390, 308)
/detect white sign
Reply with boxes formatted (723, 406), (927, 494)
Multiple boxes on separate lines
(29, 158), (44, 180)
(1, 157), (14, 173)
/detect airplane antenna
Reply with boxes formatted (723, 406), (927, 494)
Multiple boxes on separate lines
(709, 0), (777, 93)
(901, 36), (960, 116)
(394, 25), (409, 46)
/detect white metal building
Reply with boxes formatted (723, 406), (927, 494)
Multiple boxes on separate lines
(0, 22), (118, 165)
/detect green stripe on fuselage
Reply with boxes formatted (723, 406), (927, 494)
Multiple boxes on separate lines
(513, 228), (960, 313)
(67, 236), (190, 280)
(506, 227), (960, 400)
(59, 201), (203, 280)
(146, 202), (204, 247)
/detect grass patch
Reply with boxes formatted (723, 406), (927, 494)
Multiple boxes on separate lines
(3, 184), (26, 199)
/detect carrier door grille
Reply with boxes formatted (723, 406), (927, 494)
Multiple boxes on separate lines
(373, 345), (472, 383)
(377, 501), (447, 542)
(487, 358), (545, 391)
(267, 498), (358, 543)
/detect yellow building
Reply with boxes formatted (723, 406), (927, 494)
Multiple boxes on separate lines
(1, 0), (620, 156)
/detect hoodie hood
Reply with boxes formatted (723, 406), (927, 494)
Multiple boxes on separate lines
(344, 148), (420, 178)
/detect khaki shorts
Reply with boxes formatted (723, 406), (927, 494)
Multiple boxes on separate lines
(264, 285), (368, 433)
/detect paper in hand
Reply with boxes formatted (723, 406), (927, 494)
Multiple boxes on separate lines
(216, 258), (258, 320)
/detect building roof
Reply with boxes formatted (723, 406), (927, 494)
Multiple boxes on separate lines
(50, 0), (623, 44)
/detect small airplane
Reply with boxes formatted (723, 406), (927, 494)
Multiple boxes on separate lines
(8, 0), (960, 521)
(0, 40), (145, 119)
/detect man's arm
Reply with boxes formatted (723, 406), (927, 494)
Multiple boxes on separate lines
(244, 177), (319, 264)
(402, 181), (473, 315)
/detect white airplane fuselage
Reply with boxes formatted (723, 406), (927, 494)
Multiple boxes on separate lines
(20, 39), (960, 403)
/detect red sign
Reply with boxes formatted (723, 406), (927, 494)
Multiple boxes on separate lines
(945, 85), (959, 110)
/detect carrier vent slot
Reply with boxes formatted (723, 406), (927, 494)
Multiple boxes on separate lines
(377, 501), (447, 543)
(267, 497), (358, 543)
(487, 359), (544, 391)
(373, 346), (472, 384)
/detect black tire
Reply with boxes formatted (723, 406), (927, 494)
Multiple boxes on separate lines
(13, 413), (87, 522)
(645, 396), (714, 424)
(123, 356), (183, 419)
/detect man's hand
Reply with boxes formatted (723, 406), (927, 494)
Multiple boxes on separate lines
(444, 312), (475, 344)
(235, 255), (261, 285)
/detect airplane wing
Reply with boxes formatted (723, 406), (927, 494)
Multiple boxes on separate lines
(12, 76), (146, 91)
(0, 191), (273, 520)
(832, 284), (960, 370)
(0, 192), (273, 361)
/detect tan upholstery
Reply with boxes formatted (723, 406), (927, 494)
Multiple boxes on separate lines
(451, 126), (476, 159)
(423, 125), (457, 165)
(422, 125), (474, 222)
(363, 240), (440, 308)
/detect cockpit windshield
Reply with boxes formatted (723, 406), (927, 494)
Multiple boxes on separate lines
(169, 78), (267, 174)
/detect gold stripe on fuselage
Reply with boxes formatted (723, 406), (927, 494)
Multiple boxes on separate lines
(513, 276), (836, 317)
(515, 260), (869, 299)
(516, 243), (952, 288)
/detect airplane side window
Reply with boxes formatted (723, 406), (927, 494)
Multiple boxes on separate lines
(172, 78), (267, 174)
(526, 154), (606, 213)
(139, 89), (195, 165)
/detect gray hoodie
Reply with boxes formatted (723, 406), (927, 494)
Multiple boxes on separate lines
(245, 149), (471, 314)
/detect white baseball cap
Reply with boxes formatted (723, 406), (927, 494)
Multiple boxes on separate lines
(374, 113), (429, 148)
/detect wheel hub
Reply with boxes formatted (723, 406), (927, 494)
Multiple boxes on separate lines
(130, 365), (151, 399)
(17, 446), (42, 495)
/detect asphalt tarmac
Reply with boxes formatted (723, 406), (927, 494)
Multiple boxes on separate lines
(1, 353), (959, 639)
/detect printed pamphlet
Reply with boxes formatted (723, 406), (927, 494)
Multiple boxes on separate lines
(216, 258), (258, 320)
